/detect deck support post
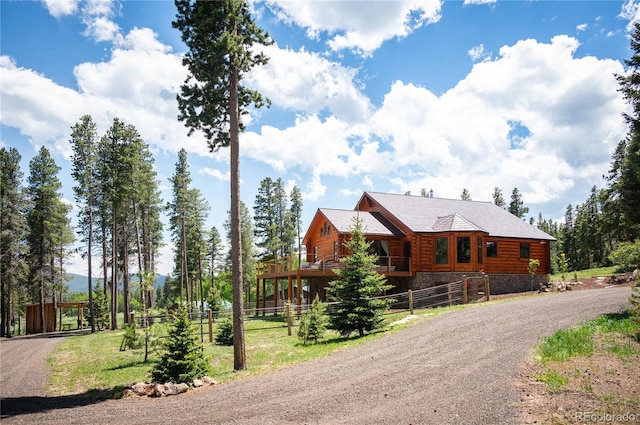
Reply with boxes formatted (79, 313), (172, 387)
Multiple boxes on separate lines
(274, 278), (279, 316)
(296, 271), (302, 316)
(262, 279), (266, 317)
(255, 277), (260, 314)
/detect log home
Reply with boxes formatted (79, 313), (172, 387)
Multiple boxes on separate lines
(256, 191), (555, 309)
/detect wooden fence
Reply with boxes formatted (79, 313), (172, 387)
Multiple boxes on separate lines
(134, 275), (491, 341)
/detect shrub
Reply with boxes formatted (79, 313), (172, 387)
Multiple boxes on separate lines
(298, 294), (327, 345)
(150, 307), (211, 383)
(215, 315), (234, 346)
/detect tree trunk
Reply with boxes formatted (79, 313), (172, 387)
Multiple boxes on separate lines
(111, 210), (118, 330)
(229, 62), (246, 371)
(122, 224), (130, 324)
(88, 208), (95, 333)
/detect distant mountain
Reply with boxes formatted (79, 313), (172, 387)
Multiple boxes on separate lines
(65, 273), (168, 294)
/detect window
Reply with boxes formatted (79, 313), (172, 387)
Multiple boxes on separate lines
(520, 243), (530, 258)
(477, 237), (483, 264)
(486, 241), (497, 258)
(435, 237), (448, 264)
(314, 246), (318, 262)
(334, 241), (339, 262)
(457, 237), (471, 263)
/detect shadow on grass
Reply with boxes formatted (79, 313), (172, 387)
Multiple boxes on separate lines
(0, 387), (124, 419)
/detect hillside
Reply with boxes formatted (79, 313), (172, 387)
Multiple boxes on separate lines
(65, 273), (167, 294)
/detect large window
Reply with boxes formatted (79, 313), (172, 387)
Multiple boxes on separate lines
(486, 241), (498, 258)
(457, 237), (471, 263)
(435, 237), (448, 264)
(334, 241), (339, 262)
(477, 237), (483, 264)
(520, 243), (530, 258)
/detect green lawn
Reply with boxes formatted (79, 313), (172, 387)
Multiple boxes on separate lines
(47, 305), (465, 398)
(550, 265), (620, 281)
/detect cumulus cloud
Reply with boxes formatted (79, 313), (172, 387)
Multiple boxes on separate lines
(246, 44), (371, 123)
(200, 167), (230, 182)
(265, 0), (441, 55)
(369, 35), (627, 206)
(42, 0), (80, 17)
(576, 23), (589, 32)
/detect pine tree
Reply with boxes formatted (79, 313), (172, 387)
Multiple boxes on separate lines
(70, 114), (99, 333)
(26, 147), (70, 333)
(492, 187), (505, 208)
(508, 187), (529, 219)
(616, 21), (640, 240)
(461, 188), (472, 201)
(298, 294), (327, 345)
(0, 147), (27, 338)
(151, 307), (211, 383)
(327, 218), (393, 337)
(173, 0), (273, 371)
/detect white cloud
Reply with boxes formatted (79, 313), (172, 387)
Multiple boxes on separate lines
(468, 44), (488, 61)
(200, 167), (230, 182)
(42, 0), (80, 17)
(247, 44), (371, 123)
(620, 0), (640, 31)
(369, 35), (627, 208)
(576, 23), (589, 32)
(265, 0), (441, 55)
(463, 0), (496, 5)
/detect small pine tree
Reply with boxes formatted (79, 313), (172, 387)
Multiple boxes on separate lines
(151, 307), (211, 383)
(215, 315), (234, 346)
(92, 282), (109, 330)
(298, 294), (327, 345)
(327, 217), (393, 337)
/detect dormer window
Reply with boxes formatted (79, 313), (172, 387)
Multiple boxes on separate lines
(320, 222), (331, 236)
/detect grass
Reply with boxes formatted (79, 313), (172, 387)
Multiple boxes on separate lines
(549, 265), (619, 282)
(533, 308), (640, 395)
(48, 304), (465, 398)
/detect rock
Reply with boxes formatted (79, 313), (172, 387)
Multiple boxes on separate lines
(121, 389), (134, 398)
(202, 376), (218, 386)
(176, 383), (189, 394)
(164, 383), (178, 396)
(193, 378), (203, 388)
(133, 382), (155, 397)
(153, 383), (168, 397)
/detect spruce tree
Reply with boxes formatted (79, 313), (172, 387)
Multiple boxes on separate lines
(298, 294), (327, 345)
(327, 218), (393, 337)
(508, 187), (529, 219)
(151, 307), (211, 383)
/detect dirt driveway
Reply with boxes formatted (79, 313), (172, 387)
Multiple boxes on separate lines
(0, 286), (632, 424)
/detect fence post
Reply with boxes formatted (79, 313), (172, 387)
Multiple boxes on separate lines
(286, 303), (292, 336)
(408, 289), (413, 315)
(208, 309), (213, 343)
(448, 283), (452, 306)
(484, 275), (490, 302)
(462, 275), (468, 304)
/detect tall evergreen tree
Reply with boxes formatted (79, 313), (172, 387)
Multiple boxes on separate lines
(26, 147), (70, 333)
(254, 177), (280, 261)
(327, 218), (393, 338)
(70, 114), (99, 332)
(508, 187), (529, 219)
(461, 188), (472, 201)
(288, 185), (303, 265)
(616, 23), (640, 240)
(492, 187), (505, 208)
(0, 148), (27, 337)
(173, 0), (273, 371)
(224, 201), (256, 309)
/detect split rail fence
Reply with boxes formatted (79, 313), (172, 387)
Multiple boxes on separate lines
(133, 275), (491, 342)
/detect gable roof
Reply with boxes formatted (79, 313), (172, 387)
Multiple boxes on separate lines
(360, 192), (556, 241)
(318, 208), (403, 237)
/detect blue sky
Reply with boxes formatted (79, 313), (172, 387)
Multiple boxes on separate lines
(1, 0), (637, 276)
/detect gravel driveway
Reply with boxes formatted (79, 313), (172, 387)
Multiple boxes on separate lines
(0, 286), (631, 424)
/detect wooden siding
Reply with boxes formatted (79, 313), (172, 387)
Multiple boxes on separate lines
(483, 238), (551, 274)
(304, 216), (342, 263)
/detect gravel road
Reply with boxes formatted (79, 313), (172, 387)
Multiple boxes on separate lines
(0, 286), (631, 425)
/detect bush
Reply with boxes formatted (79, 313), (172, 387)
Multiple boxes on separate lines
(150, 307), (211, 383)
(215, 315), (234, 346)
(297, 294), (327, 345)
(120, 322), (143, 351)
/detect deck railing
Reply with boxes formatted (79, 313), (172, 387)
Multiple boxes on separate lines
(256, 254), (411, 276)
